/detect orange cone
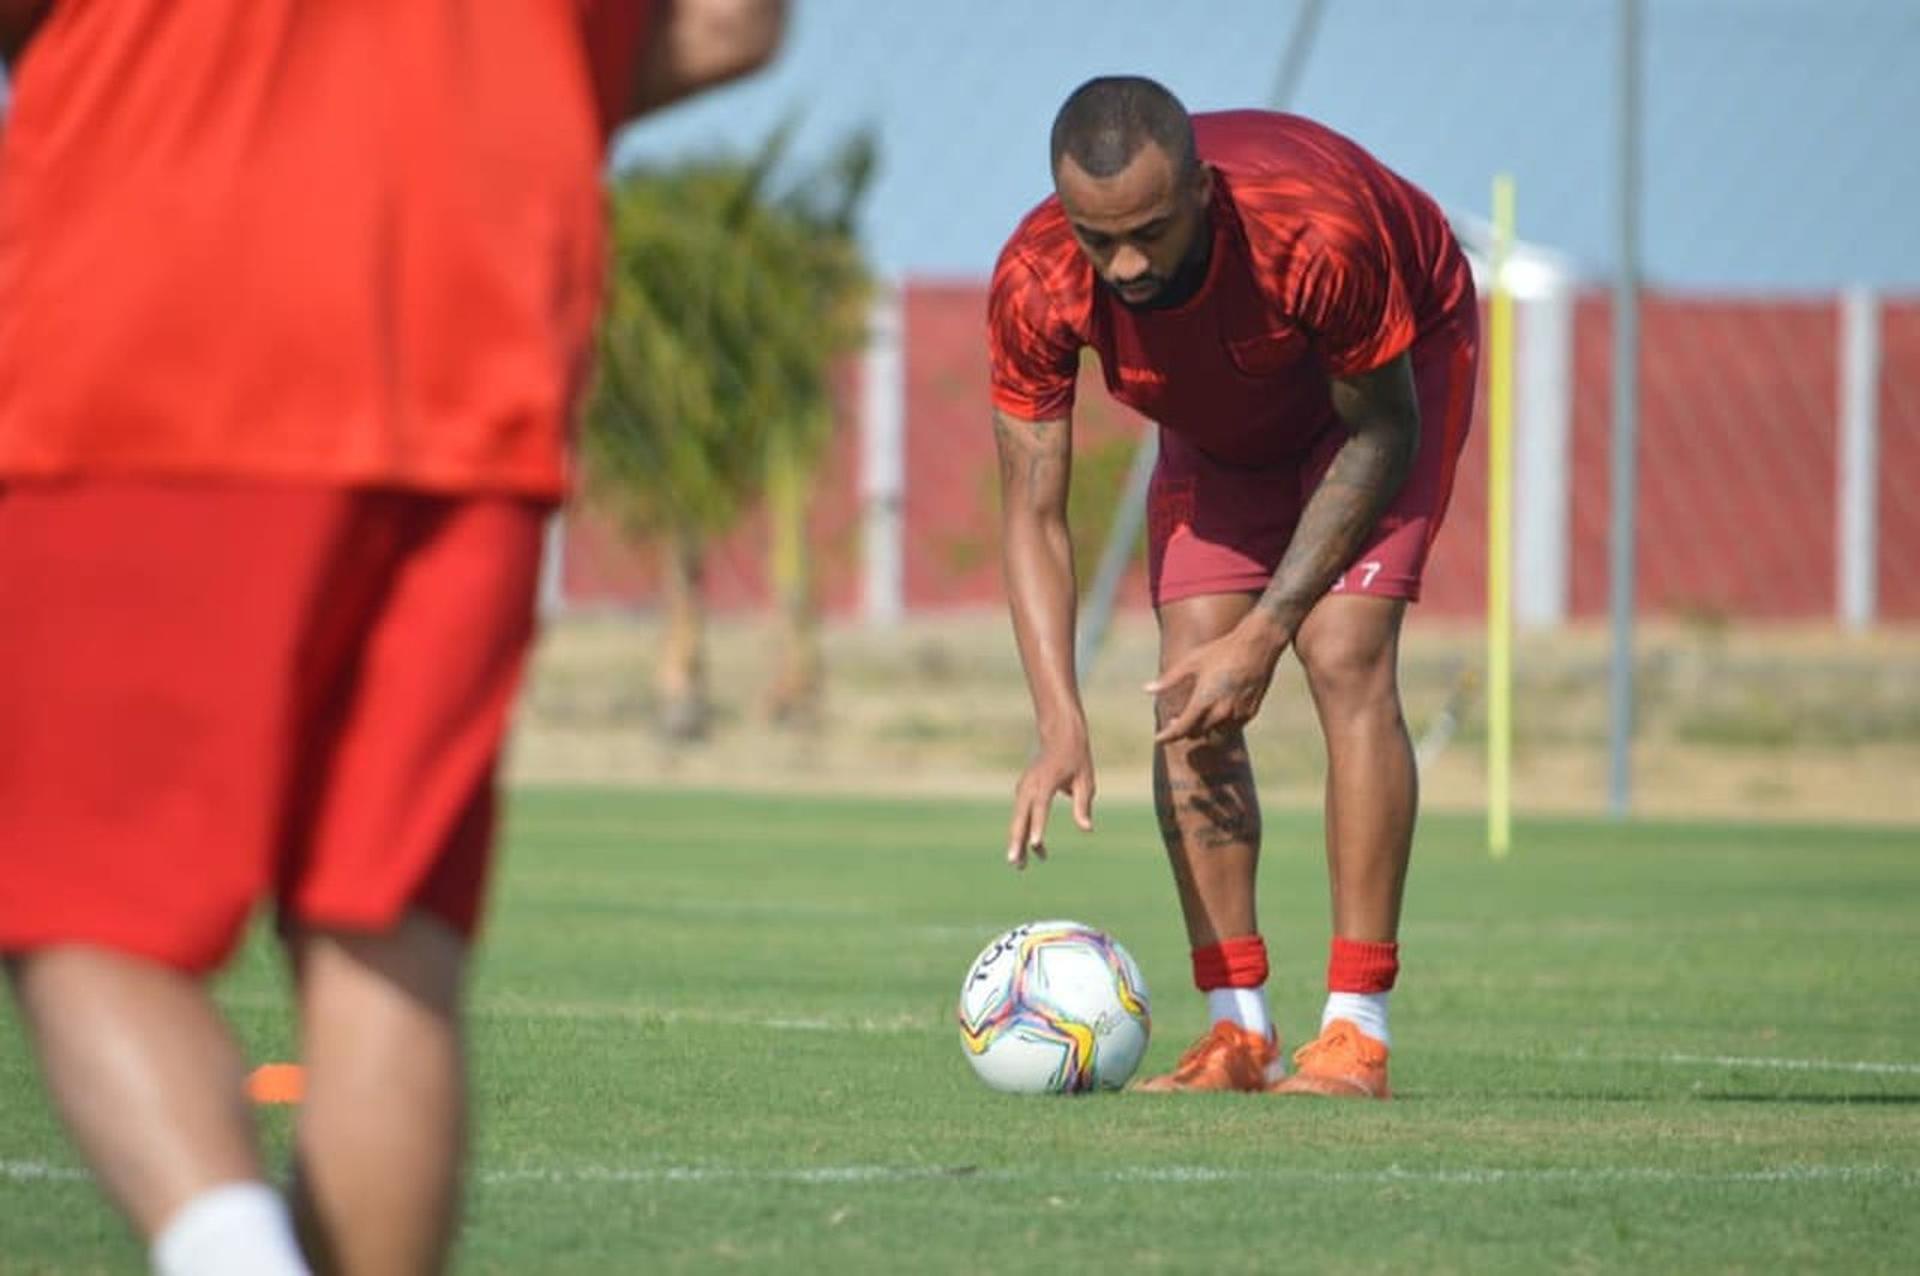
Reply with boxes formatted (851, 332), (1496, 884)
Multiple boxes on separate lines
(246, 1063), (306, 1105)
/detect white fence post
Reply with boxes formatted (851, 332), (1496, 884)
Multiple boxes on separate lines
(1837, 286), (1881, 631)
(1514, 280), (1574, 628)
(1448, 212), (1580, 630)
(861, 284), (907, 627)
(538, 508), (567, 617)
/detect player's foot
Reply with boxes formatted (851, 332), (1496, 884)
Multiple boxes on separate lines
(1131, 1020), (1282, 1093)
(1268, 1018), (1390, 1099)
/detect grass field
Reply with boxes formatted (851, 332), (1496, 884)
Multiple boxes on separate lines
(3, 788), (1917, 1273)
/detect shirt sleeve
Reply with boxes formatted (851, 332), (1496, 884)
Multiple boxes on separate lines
(1286, 220), (1417, 378)
(987, 243), (1080, 421)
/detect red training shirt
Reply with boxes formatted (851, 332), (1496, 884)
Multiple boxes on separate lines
(0, 0), (653, 498)
(989, 110), (1475, 468)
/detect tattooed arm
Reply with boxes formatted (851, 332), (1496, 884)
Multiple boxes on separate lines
(1255, 353), (1421, 633)
(994, 407), (1096, 868)
(1149, 353), (1421, 742)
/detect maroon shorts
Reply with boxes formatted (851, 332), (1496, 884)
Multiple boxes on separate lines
(1147, 316), (1479, 607)
(0, 479), (546, 973)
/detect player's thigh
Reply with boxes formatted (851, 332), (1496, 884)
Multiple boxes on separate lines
(282, 496), (545, 943)
(1147, 432), (1303, 615)
(290, 910), (468, 1038)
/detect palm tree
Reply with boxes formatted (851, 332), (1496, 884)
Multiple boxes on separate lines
(581, 126), (874, 739)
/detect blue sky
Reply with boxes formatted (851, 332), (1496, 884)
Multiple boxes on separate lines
(612, 0), (1920, 290)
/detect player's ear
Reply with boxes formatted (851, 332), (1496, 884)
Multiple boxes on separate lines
(1192, 159), (1213, 206)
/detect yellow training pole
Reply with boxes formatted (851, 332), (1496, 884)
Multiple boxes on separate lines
(1487, 174), (1517, 858)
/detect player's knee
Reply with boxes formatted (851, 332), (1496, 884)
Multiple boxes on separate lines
(290, 910), (469, 1015)
(1156, 595), (1255, 667)
(1297, 621), (1398, 708)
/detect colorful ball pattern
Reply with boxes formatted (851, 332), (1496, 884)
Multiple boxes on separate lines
(956, 919), (1152, 1093)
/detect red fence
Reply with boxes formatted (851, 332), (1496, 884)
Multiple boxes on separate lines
(561, 282), (1920, 622)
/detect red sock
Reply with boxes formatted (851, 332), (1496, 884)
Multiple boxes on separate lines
(1327, 937), (1399, 993)
(1191, 935), (1269, 991)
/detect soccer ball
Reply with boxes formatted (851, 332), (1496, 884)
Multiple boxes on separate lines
(956, 919), (1151, 1093)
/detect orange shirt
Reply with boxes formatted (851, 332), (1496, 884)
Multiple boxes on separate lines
(0, 1), (651, 498)
(989, 111), (1475, 468)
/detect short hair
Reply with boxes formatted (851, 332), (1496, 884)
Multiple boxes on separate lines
(1049, 76), (1197, 180)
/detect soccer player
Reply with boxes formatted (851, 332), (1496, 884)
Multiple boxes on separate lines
(989, 77), (1479, 1098)
(0, 2), (782, 1272)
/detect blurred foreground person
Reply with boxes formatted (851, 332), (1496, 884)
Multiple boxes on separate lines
(0, 3), (783, 1271)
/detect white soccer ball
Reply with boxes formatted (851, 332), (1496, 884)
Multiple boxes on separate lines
(956, 919), (1151, 1093)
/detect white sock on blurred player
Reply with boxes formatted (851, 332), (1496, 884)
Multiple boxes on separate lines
(152, 1181), (311, 1276)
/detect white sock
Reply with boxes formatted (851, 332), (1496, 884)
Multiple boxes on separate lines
(1206, 986), (1273, 1040)
(1322, 991), (1391, 1048)
(151, 1181), (311, 1276)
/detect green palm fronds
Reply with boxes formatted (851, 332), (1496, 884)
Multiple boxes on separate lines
(580, 125), (877, 736)
(582, 123), (874, 537)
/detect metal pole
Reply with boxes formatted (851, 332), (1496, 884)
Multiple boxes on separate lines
(1487, 174), (1517, 858)
(1269, 0), (1326, 112)
(1607, 0), (1642, 818)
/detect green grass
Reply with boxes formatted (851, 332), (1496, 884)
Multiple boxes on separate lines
(3, 789), (1917, 1273)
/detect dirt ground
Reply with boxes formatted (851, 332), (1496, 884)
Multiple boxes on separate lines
(508, 611), (1920, 829)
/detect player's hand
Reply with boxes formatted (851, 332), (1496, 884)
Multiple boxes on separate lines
(1006, 732), (1095, 870)
(1145, 622), (1289, 744)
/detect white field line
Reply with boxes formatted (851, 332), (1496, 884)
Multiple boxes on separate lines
(222, 992), (1920, 1072)
(216, 991), (933, 1034)
(471, 999), (931, 1034)
(1653, 1052), (1920, 1077)
(0, 1160), (87, 1182)
(6, 1159), (1915, 1190)
(226, 992), (1920, 1074)
(1551, 1048), (1920, 1077)
(475, 1164), (1920, 1188)
(468, 1012), (1920, 1079)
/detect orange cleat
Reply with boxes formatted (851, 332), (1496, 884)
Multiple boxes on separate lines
(1132, 1020), (1283, 1093)
(1268, 1019), (1390, 1099)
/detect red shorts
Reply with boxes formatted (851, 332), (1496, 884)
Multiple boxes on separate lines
(0, 480), (546, 973)
(1147, 314), (1479, 607)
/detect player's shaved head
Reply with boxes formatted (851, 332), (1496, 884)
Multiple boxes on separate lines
(1049, 76), (1197, 180)
(1048, 76), (1212, 311)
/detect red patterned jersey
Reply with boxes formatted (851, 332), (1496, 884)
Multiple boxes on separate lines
(989, 110), (1475, 467)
